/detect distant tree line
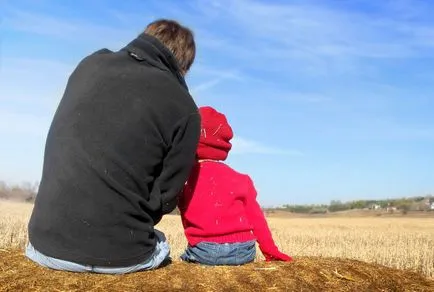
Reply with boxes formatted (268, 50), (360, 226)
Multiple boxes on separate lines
(274, 196), (434, 214)
(1, 181), (433, 215)
(0, 181), (38, 203)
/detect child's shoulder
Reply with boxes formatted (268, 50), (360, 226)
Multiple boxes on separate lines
(199, 161), (253, 181)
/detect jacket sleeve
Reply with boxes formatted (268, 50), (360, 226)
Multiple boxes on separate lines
(243, 176), (292, 261)
(153, 112), (201, 215)
(243, 176), (277, 249)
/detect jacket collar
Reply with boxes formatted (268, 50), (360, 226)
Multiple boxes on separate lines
(121, 33), (188, 90)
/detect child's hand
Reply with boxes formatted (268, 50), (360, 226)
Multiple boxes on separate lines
(263, 250), (293, 262)
(259, 242), (293, 262)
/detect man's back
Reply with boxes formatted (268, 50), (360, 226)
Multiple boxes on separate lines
(28, 34), (200, 267)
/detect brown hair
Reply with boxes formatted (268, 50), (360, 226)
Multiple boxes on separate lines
(145, 19), (196, 75)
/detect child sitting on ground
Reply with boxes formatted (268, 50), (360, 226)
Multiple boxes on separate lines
(178, 106), (292, 265)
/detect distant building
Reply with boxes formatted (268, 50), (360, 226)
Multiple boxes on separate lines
(386, 206), (397, 213)
(369, 204), (381, 210)
(419, 198), (434, 211)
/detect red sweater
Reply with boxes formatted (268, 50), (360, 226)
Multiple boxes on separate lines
(178, 161), (280, 255)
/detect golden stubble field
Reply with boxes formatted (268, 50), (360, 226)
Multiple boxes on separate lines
(1, 200), (433, 279)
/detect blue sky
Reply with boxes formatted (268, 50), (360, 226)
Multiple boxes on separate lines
(2, 0), (434, 206)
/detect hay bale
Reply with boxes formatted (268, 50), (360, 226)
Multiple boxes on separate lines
(0, 249), (433, 291)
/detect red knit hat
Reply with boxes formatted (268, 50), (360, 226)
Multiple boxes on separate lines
(197, 106), (233, 161)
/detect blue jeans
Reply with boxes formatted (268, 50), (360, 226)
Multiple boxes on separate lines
(25, 229), (170, 274)
(180, 240), (256, 266)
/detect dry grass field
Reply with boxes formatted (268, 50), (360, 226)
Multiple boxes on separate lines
(1, 200), (433, 291)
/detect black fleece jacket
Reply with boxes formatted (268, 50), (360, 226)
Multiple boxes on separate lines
(28, 33), (200, 267)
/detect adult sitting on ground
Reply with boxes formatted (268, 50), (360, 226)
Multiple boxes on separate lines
(25, 19), (201, 274)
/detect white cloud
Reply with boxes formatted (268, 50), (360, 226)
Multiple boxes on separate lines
(190, 72), (243, 95)
(263, 91), (334, 104)
(2, 10), (137, 48)
(3, 0), (434, 147)
(0, 110), (50, 138)
(190, 78), (223, 95)
(227, 0), (434, 55)
(184, 0), (434, 77)
(231, 137), (302, 156)
(6, 1), (434, 73)
(0, 58), (72, 111)
(188, 64), (246, 96)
